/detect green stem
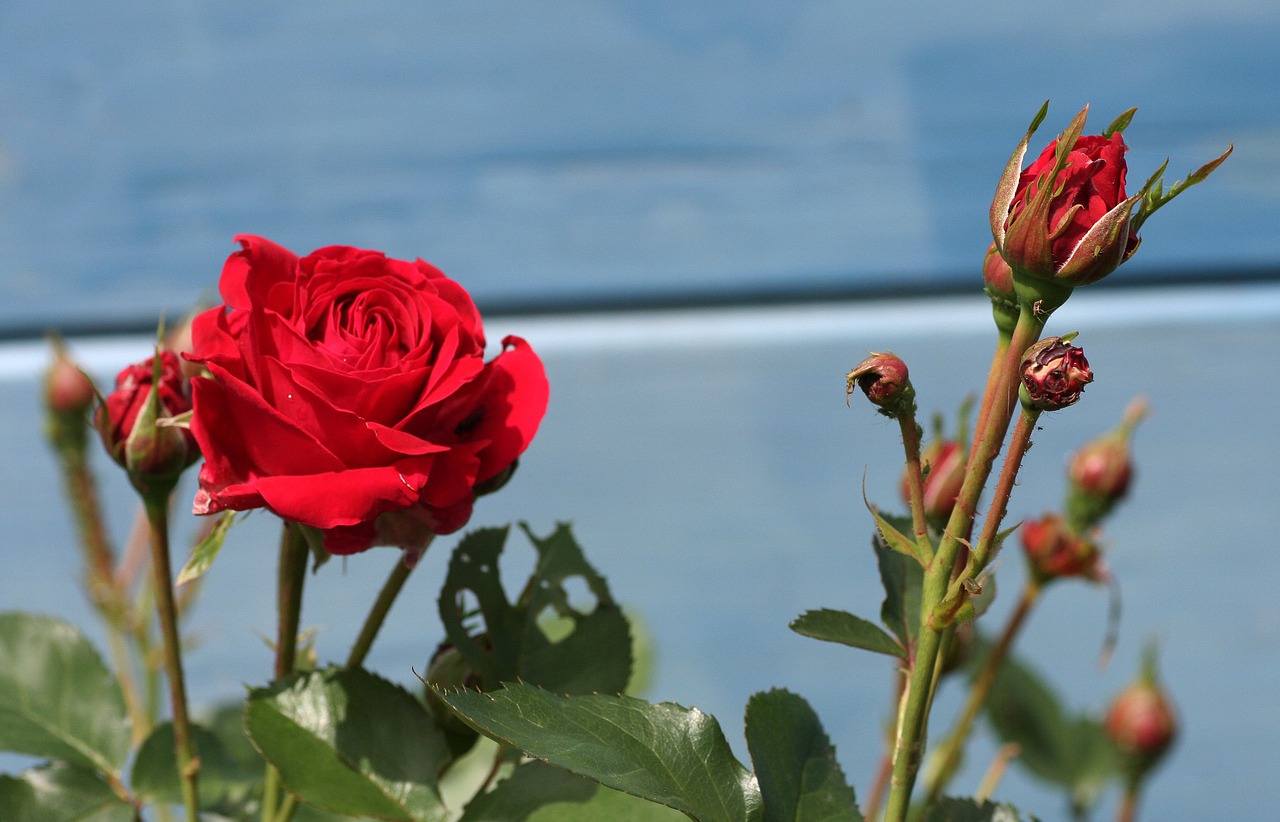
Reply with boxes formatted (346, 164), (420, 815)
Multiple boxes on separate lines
(882, 308), (1045, 822)
(262, 523), (310, 822)
(143, 497), (199, 822)
(347, 543), (428, 669)
(922, 578), (1042, 805)
(897, 414), (934, 564)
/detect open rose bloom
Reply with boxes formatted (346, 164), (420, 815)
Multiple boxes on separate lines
(187, 235), (549, 555)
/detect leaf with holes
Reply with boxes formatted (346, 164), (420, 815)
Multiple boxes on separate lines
(437, 524), (631, 696)
(0, 613), (131, 776)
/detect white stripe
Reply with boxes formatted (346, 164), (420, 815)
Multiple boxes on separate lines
(4, 282), (1279, 381)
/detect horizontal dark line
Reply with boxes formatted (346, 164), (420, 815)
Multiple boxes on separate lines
(6, 263), (1279, 343)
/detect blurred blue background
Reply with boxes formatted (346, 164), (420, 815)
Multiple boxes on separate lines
(2, 2), (1278, 820)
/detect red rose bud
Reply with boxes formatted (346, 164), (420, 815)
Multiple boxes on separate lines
(1020, 513), (1105, 583)
(983, 242), (1018, 338)
(1019, 335), (1092, 412)
(990, 105), (1141, 315)
(1106, 645), (1178, 779)
(846, 352), (915, 419)
(903, 439), (964, 524)
(1067, 398), (1148, 529)
(96, 352), (199, 493)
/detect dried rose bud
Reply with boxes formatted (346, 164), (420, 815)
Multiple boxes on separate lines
(983, 242), (1018, 338)
(95, 351), (200, 494)
(903, 439), (964, 524)
(1067, 398), (1147, 529)
(1106, 644), (1177, 779)
(1019, 336), (1092, 412)
(1021, 513), (1105, 583)
(847, 352), (915, 419)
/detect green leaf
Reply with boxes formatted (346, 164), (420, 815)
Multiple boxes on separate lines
(924, 797), (1035, 822)
(743, 690), (861, 822)
(460, 760), (684, 822)
(131, 721), (259, 816)
(438, 524), (632, 696)
(0, 762), (134, 822)
(0, 613), (131, 775)
(789, 609), (905, 659)
(245, 667), (450, 822)
(438, 682), (763, 822)
(176, 511), (239, 585)
(873, 531), (923, 651)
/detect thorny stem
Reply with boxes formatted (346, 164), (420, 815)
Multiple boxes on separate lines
(897, 414), (934, 564)
(947, 407), (1041, 605)
(866, 668), (908, 822)
(347, 539), (432, 669)
(261, 522), (309, 822)
(923, 578), (1043, 805)
(882, 307), (1045, 822)
(143, 497), (200, 822)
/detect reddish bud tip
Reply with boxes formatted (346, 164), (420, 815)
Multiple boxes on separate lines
(1021, 513), (1105, 583)
(847, 352), (915, 419)
(44, 347), (96, 417)
(1020, 336), (1093, 412)
(983, 243), (1019, 338)
(1106, 647), (1178, 776)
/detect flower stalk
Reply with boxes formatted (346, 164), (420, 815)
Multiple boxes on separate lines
(346, 541), (431, 669)
(143, 495), (200, 821)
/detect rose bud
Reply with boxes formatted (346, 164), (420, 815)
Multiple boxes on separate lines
(1067, 398), (1148, 529)
(991, 105), (1140, 312)
(44, 341), (96, 418)
(1106, 645), (1178, 779)
(95, 351), (200, 494)
(983, 242), (1018, 338)
(846, 352), (915, 419)
(1020, 513), (1105, 583)
(903, 438), (964, 525)
(992, 104), (1231, 316)
(1019, 335), (1092, 412)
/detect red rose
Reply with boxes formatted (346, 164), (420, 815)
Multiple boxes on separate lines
(991, 106), (1141, 307)
(187, 236), (549, 555)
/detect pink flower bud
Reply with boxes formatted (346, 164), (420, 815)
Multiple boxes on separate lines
(1019, 336), (1092, 412)
(95, 352), (200, 490)
(44, 343), (96, 417)
(846, 352), (915, 419)
(1067, 399), (1147, 529)
(1106, 646), (1177, 777)
(903, 439), (964, 523)
(1020, 513), (1105, 583)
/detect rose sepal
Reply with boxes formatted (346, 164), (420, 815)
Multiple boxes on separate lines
(989, 100), (1050, 250)
(1129, 144), (1234, 237)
